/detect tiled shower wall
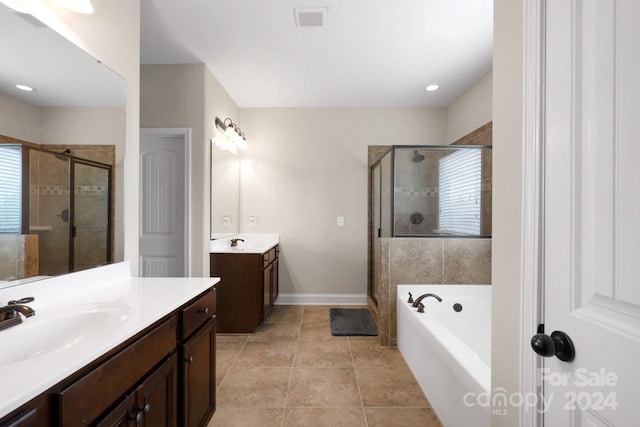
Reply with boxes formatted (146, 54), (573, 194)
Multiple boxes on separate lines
(374, 237), (491, 346)
(367, 122), (493, 347)
(0, 235), (38, 281)
(28, 145), (115, 276)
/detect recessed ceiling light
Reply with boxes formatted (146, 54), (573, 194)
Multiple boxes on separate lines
(16, 84), (35, 92)
(425, 84), (440, 92)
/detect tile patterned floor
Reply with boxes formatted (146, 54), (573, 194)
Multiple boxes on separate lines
(209, 305), (442, 427)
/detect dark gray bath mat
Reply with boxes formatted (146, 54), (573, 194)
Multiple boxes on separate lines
(329, 308), (378, 336)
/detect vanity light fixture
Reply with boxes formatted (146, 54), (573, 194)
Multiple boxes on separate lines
(425, 84), (440, 92)
(16, 84), (35, 92)
(213, 117), (248, 155)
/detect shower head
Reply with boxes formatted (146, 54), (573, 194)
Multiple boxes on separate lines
(412, 150), (425, 162)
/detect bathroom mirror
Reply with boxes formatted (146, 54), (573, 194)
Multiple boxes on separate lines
(0, 5), (126, 287)
(210, 142), (240, 239)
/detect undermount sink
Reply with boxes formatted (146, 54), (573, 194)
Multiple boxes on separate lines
(0, 303), (134, 365)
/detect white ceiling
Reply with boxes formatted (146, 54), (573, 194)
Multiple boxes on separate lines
(141, 0), (493, 108)
(0, 5), (125, 107)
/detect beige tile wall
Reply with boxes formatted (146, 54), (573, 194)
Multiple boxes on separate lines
(371, 237), (491, 346)
(367, 123), (493, 346)
(0, 235), (39, 281)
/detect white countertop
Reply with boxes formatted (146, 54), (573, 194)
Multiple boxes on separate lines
(0, 262), (220, 419)
(209, 233), (279, 254)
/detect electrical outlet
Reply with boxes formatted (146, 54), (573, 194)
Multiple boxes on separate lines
(249, 216), (256, 227)
(337, 216), (345, 227)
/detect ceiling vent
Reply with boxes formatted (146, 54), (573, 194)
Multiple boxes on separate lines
(294, 7), (327, 27)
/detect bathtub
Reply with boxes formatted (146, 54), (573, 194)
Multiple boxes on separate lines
(397, 285), (491, 427)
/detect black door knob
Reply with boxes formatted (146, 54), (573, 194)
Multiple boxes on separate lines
(531, 330), (575, 362)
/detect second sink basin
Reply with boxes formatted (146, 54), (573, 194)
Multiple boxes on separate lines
(0, 303), (134, 365)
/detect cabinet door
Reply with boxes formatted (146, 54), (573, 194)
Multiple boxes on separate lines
(271, 258), (279, 305)
(96, 354), (177, 427)
(181, 318), (216, 427)
(0, 409), (37, 427)
(138, 354), (177, 427)
(262, 264), (272, 320)
(95, 394), (136, 427)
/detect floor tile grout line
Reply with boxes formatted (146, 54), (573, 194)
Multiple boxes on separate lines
(215, 335), (249, 393)
(347, 336), (370, 427)
(280, 307), (304, 426)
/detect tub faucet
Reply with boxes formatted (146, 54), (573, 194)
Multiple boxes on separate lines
(412, 293), (442, 308)
(230, 238), (245, 247)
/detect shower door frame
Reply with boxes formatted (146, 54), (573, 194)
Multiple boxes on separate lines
(68, 157), (113, 272)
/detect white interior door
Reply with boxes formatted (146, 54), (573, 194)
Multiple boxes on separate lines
(541, 1), (640, 425)
(139, 129), (189, 277)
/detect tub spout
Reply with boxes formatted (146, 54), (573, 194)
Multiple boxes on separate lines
(412, 293), (442, 308)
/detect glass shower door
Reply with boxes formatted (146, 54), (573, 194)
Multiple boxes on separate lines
(31, 149), (71, 276)
(71, 159), (111, 272)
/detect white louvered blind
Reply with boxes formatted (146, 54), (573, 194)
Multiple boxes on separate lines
(438, 149), (481, 235)
(0, 145), (22, 234)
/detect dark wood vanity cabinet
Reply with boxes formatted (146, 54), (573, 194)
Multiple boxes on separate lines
(0, 287), (217, 427)
(96, 354), (177, 427)
(178, 289), (216, 427)
(261, 246), (279, 321)
(210, 245), (279, 333)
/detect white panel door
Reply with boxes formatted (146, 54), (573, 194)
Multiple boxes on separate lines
(139, 132), (186, 277)
(542, 0), (640, 425)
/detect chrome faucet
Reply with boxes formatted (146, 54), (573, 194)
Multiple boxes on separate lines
(230, 238), (245, 247)
(412, 293), (442, 308)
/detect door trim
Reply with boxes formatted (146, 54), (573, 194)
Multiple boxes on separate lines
(520, 1), (545, 426)
(139, 128), (192, 277)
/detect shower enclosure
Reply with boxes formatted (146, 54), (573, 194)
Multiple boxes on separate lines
(27, 147), (112, 275)
(369, 145), (492, 303)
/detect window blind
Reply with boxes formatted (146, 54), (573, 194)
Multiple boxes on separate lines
(0, 145), (22, 234)
(438, 149), (481, 235)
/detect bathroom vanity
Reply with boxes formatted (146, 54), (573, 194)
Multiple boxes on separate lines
(209, 235), (279, 333)
(0, 262), (220, 427)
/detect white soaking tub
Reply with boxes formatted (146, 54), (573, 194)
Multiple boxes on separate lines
(397, 284), (491, 427)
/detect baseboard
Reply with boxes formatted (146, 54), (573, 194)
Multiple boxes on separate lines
(275, 293), (368, 305)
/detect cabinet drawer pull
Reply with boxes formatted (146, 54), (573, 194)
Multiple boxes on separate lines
(186, 356), (193, 364)
(198, 307), (209, 315)
(141, 403), (151, 414)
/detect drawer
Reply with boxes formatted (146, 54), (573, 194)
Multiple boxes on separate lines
(56, 316), (177, 426)
(262, 246), (277, 267)
(180, 288), (216, 340)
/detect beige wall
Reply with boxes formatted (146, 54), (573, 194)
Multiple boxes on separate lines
(0, 92), (41, 143)
(141, 64), (240, 276)
(446, 71), (493, 144)
(29, 0), (141, 273)
(493, 0), (524, 425)
(238, 107), (447, 296)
